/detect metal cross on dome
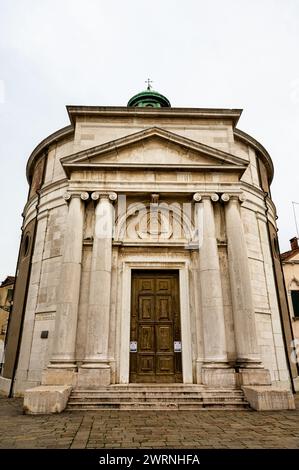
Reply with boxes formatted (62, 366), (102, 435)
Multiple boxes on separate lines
(145, 78), (153, 90)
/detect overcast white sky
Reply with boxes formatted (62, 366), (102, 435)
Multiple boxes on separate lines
(0, 0), (298, 281)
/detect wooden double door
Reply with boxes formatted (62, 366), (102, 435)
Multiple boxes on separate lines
(130, 270), (182, 383)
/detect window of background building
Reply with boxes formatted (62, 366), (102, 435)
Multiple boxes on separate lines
(6, 288), (13, 304)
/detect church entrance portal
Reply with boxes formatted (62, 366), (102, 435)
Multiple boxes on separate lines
(129, 270), (182, 383)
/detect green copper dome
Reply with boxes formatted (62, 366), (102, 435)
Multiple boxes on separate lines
(127, 85), (171, 108)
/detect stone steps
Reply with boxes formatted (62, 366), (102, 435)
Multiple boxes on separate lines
(67, 385), (250, 411)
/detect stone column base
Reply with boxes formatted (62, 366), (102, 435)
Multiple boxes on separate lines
(77, 365), (111, 389)
(42, 368), (77, 387)
(201, 367), (236, 388)
(23, 385), (72, 414)
(293, 376), (299, 393)
(243, 386), (295, 410)
(195, 360), (204, 384)
(237, 368), (271, 386)
(0, 376), (11, 396)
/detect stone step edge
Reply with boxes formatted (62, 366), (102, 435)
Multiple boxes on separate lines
(68, 401), (248, 406)
(72, 390), (244, 396)
(67, 400), (249, 406)
(72, 388), (243, 394)
(68, 396), (247, 401)
(66, 405), (250, 410)
(70, 394), (245, 399)
(103, 382), (240, 390)
(69, 398), (246, 402)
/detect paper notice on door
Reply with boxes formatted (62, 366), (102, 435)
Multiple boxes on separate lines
(130, 341), (137, 352)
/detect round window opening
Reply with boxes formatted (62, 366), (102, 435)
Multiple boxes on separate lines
(23, 233), (31, 257)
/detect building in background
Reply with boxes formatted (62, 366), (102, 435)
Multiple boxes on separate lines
(0, 87), (297, 411)
(281, 237), (299, 341)
(0, 276), (15, 372)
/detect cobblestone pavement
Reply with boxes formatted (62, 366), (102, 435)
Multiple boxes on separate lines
(0, 397), (298, 449)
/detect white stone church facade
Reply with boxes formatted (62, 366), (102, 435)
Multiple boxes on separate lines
(1, 88), (297, 411)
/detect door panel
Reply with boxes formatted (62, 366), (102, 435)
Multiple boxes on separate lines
(130, 270), (182, 383)
(156, 325), (173, 351)
(138, 355), (155, 374)
(139, 296), (155, 321)
(139, 278), (154, 291)
(156, 356), (174, 374)
(156, 279), (170, 291)
(139, 325), (155, 350)
(156, 296), (172, 321)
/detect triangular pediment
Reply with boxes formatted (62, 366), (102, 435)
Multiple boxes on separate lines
(61, 127), (248, 175)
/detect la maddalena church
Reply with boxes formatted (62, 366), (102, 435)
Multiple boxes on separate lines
(1, 85), (298, 412)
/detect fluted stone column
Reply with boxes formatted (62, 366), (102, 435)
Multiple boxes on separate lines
(222, 193), (271, 385)
(43, 191), (88, 386)
(78, 191), (117, 388)
(194, 193), (235, 387)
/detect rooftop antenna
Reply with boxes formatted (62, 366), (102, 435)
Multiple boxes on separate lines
(292, 201), (299, 238)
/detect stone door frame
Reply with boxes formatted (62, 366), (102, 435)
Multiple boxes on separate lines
(119, 257), (193, 384)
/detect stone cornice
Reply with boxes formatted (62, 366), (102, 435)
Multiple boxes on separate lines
(39, 178), (69, 197)
(66, 163), (246, 173)
(26, 126), (74, 184)
(240, 181), (277, 213)
(24, 178), (68, 214)
(234, 128), (274, 184)
(22, 194), (38, 219)
(67, 105), (243, 127)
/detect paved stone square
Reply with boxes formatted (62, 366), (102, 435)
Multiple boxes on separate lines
(0, 397), (298, 449)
